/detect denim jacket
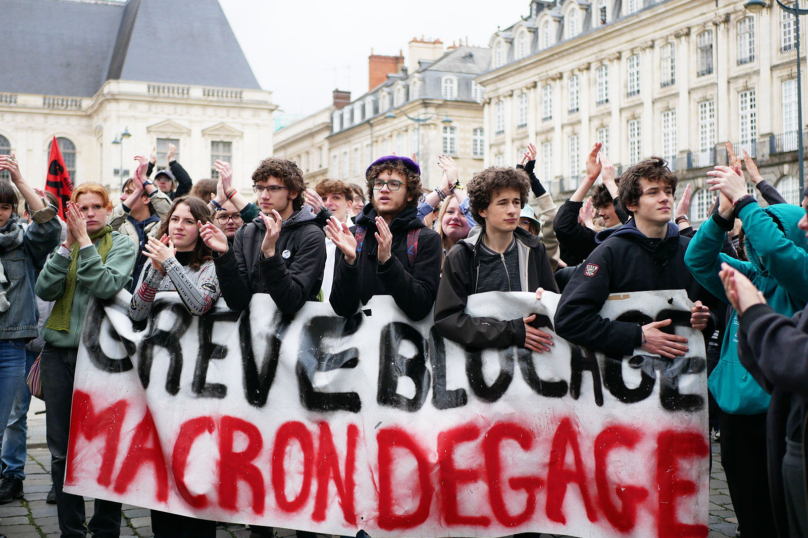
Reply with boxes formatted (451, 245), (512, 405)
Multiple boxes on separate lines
(0, 209), (61, 340)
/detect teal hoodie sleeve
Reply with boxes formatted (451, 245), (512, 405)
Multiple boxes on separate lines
(738, 200), (808, 304)
(684, 215), (755, 303)
(76, 233), (136, 299)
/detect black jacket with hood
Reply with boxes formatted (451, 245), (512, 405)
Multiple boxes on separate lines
(329, 204), (441, 321)
(434, 225), (559, 350)
(213, 205), (328, 315)
(553, 197), (630, 267)
(554, 220), (712, 357)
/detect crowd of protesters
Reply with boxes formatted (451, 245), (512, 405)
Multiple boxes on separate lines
(0, 131), (807, 538)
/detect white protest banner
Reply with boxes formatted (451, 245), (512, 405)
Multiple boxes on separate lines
(64, 290), (709, 538)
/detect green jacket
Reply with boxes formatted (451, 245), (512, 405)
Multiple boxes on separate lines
(685, 201), (808, 414)
(35, 232), (136, 349)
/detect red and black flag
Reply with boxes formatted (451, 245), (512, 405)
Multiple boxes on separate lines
(46, 136), (73, 218)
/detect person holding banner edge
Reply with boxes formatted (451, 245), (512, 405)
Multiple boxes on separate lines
(0, 154), (61, 505)
(35, 183), (136, 538)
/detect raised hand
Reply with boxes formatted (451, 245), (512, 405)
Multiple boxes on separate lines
(0, 154), (22, 183)
(437, 155), (459, 186)
(143, 235), (176, 273)
(166, 143), (177, 163)
(522, 313), (554, 354)
(707, 166), (748, 203)
(743, 149), (764, 185)
(326, 216), (357, 264)
(214, 160), (233, 192)
(133, 156), (149, 188)
(375, 216), (393, 264)
(690, 300), (710, 331)
(149, 146), (157, 164)
(585, 142), (603, 181)
(720, 262), (767, 315)
(675, 183), (692, 220)
(526, 142), (537, 162)
(600, 153), (616, 186)
(260, 210), (282, 258)
(304, 189), (326, 212)
(580, 196), (594, 228)
(198, 221), (228, 253)
(726, 141), (739, 171)
(641, 319), (689, 359)
(65, 202), (90, 247)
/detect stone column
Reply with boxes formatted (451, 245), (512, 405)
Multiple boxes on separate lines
(504, 90), (515, 164)
(641, 41), (655, 159)
(483, 98), (491, 168)
(609, 52), (622, 164)
(675, 28), (691, 170)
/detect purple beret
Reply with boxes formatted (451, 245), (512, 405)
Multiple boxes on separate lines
(366, 155), (421, 176)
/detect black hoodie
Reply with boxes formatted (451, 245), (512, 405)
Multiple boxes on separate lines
(434, 225), (558, 350)
(329, 203), (441, 321)
(554, 220), (711, 356)
(213, 206), (328, 315)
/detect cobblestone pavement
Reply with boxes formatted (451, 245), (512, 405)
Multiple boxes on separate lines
(1, 398), (737, 538)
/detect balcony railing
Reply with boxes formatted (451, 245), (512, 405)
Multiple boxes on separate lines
(690, 148), (717, 169)
(147, 84), (190, 98)
(542, 115), (553, 122)
(0, 94), (17, 106)
(43, 97), (82, 109)
(782, 43), (797, 53)
(732, 140), (756, 158)
(596, 98), (609, 107)
(697, 66), (714, 77)
(772, 131), (808, 154)
(738, 55), (755, 66)
(627, 89), (640, 98)
(568, 107), (579, 114)
(661, 79), (675, 88)
(560, 175), (582, 193)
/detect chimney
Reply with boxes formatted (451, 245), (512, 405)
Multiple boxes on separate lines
(332, 89), (351, 110)
(408, 37), (444, 73)
(368, 51), (405, 92)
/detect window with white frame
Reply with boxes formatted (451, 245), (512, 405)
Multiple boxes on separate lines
(210, 141), (232, 178)
(443, 126), (457, 155)
(596, 65), (609, 105)
(395, 133), (404, 156)
(628, 0), (640, 14)
(410, 80), (420, 101)
(318, 147), (323, 169)
(597, 127), (609, 157)
(341, 151), (349, 178)
(698, 100), (716, 167)
(331, 154), (339, 174)
(627, 54), (640, 97)
(738, 16), (756, 65)
(542, 84), (553, 120)
(518, 31), (529, 59)
(598, 0), (608, 26)
(495, 100), (505, 134)
(380, 91), (390, 111)
(783, 7), (797, 52)
(155, 138), (178, 170)
(776, 176), (801, 204)
(442, 77), (456, 100)
(394, 86), (405, 107)
(0, 135), (10, 181)
(542, 141), (553, 185)
(568, 75), (579, 113)
(352, 148), (360, 176)
(566, 9), (580, 39)
(518, 93), (528, 128)
(473, 128), (485, 157)
(697, 30), (714, 76)
(692, 188), (713, 222)
(783, 79), (799, 151)
(496, 42), (506, 67)
(628, 119), (642, 164)
(662, 110), (677, 170)
(332, 111), (341, 133)
(365, 96), (375, 117)
(495, 154), (505, 167)
(542, 20), (553, 49)
(739, 89), (757, 156)
(661, 43), (675, 87)
(568, 134), (580, 182)
(472, 81), (484, 103)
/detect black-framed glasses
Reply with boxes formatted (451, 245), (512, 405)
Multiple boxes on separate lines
(215, 213), (243, 225)
(372, 180), (403, 191)
(253, 185), (288, 194)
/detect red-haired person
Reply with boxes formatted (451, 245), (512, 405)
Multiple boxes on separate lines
(35, 183), (136, 538)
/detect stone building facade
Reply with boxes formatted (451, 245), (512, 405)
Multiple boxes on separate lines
(478, 0), (806, 224)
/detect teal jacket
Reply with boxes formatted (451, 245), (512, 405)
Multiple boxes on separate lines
(685, 201), (808, 414)
(35, 232), (136, 349)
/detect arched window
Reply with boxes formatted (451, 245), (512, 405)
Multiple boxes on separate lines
(542, 20), (553, 49)
(496, 41), (506, 67)
(380, 91), (390, 111)
(442, 77), (456, 100)
(394, 86), (405, 107)
(0, 135), (9, 181)
(410, 79), (420, 101)
(692, 188), (713, 222)
(365, 96), (375, 117)
(518, 31), (529, 59)
(471, 81), (484, 103)
(566, 9), (580, 39)
(48, 137), (76, 182)
(776, 175), (801, 204)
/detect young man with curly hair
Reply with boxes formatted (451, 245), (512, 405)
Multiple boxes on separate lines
(434, 166), (558, 352)
(200, 157), (327, 315)
(327, 155), (442, 321)
(554, 156), (713, 359)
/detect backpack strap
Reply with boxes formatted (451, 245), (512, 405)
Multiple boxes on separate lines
(406, 228), (421, 267)
(355, 226), (367, 254)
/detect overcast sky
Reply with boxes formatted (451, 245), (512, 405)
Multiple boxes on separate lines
(218, 0), (529, 118)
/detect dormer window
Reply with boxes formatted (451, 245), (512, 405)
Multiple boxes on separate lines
(566, 8), (580, 39)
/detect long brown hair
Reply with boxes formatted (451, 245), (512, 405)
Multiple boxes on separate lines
(156, 196), (212, 270)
